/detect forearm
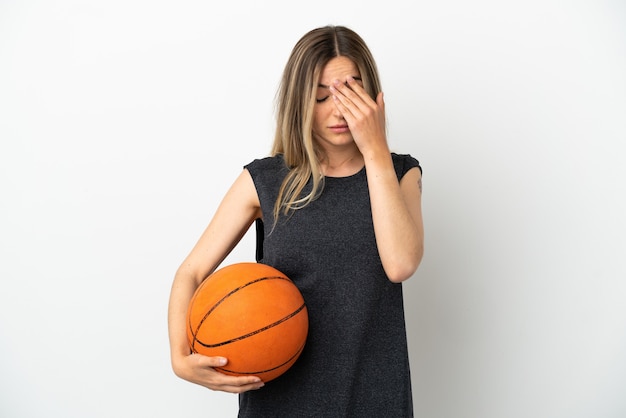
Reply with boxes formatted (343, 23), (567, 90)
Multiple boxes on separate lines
(364, 151), (424, 282)
(168, 270), (198, 369)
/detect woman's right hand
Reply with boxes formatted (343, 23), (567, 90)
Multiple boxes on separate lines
(172, 353), (265, 393)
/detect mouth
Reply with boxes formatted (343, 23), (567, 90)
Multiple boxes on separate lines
(329, 124), (350, 133)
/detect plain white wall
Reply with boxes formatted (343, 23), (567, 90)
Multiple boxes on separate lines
(1, 1), (625, 417)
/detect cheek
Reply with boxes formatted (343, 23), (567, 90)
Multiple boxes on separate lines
(312, 107), (325, 129)
(314, 100), (333, 116)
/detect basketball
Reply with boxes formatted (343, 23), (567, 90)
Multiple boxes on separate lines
(186, 262), (308, 382)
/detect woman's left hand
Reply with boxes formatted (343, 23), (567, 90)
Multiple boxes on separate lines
(329, 77), (388, 156)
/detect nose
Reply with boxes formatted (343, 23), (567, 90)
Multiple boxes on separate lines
(332, 102), (345, 119)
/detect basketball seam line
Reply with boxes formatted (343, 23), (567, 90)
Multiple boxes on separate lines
(215, 341), (306, 375)
(195, 303), (306, 348)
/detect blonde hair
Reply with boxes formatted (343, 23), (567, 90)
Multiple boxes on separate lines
(271, 25), (382, 224)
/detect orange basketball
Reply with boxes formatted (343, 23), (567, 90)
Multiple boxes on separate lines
(186, 262), (308, 382)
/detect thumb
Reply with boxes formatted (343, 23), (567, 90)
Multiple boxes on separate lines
(208, 356), (228, 367)
(377, 91), (385, 110)
(194, 353), (228, 368)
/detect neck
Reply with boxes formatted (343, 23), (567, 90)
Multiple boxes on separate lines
(320, 149), (364, 177)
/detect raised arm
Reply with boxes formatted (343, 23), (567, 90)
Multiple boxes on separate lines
(363, 156), (423, 282)
(329, 77), (424, 282)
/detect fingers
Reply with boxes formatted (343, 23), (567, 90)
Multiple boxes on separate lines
(213, 374), (265, 394)
(329, 76), (386, 145)
(330, 78), (385, 129)
(329, 77), (372, 113)
(189, 354), (265, 393)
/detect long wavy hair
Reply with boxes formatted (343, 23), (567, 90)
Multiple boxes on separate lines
(271, 25), (382, 224)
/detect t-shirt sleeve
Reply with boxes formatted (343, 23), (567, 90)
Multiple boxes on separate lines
(391, 153), (422, 181)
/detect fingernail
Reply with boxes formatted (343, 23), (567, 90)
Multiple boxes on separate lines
(217, 357), (227, 366)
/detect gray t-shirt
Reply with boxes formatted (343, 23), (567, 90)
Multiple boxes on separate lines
(239, 153), (421, 418)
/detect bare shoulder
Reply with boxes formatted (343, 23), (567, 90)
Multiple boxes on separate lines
(224, 168), (261, 216)
(400, 166), (422, 194)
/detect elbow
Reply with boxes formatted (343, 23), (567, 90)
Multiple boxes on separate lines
(385, 249), (423, 283)
(385, 263), (418, 283)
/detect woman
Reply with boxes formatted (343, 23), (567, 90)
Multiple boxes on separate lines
(168, 25), (424, 417)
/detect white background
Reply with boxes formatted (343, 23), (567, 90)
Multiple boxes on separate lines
(1, 1), (625, 417)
